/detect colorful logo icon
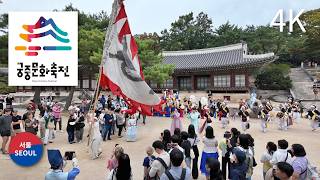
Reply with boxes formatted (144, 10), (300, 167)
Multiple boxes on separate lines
(9, 132), (43, 167)
(15, 16), (72, 56)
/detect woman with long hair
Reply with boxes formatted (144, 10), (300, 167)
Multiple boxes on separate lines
(160, 129), (171, 152)
(107, 153), (132, 180)
(200, 126), (219, 175)
(206, 158), (223, 180)
(187, 124), (200, 179)
(230, 128), (240, 148)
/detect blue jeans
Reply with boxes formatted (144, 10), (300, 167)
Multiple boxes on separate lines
(67, 129), (74, 143)
(102, 124), (112, 140)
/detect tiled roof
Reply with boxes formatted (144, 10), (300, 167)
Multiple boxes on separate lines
(163, 43), (276, 71)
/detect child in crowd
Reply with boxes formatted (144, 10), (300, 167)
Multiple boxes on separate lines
(107, 144), (124, 171)
(143, 146), (156, 180)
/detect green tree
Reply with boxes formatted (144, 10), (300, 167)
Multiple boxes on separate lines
(63, 4), (110, 32)
(136, 37), (174, 84)
(160, 12), (213, 51)
(211, 22), (244, 47)
(143, 64), (174, 84)
(301, 8), (320, 61)
(255, 63), (292, 90)
(0, 34), (8, 65)
(0, 13), (8, 65)
(78, 28), (105, 64)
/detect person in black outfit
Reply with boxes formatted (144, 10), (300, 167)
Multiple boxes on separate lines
(161, 129), (171, 152)
(75, 112), (85, 143)
(0, 96), (4, 110)
(5, 95), (14, 110)
(66, 113), (77, 144)
(180, 131), (192, 168)
(230, 128), (240, 148)
(188, 124), (200, 179)
(206, 158), (223, 180)
(12, 110), (23, 133)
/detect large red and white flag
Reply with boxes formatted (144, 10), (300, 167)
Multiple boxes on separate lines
(100, 0), (162, 115)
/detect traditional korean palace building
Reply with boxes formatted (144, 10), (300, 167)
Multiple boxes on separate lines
(151, 42), (277, 92)
(7, 42), (276, 93)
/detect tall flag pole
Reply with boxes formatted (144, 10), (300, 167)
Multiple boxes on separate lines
(99, 0), (163, 115)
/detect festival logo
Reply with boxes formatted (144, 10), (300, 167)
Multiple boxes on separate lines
(15, 16), (72, 56)
(8, 12), (78, 86)
(9, 132), (43, 167)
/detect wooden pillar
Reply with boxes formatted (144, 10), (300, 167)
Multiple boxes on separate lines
(245, 72), (249, 88)
(191, 75), (195, 91)
(173, 75), (178, 90)
(230, 71), (235, 88)
(210, 73), (214, 89)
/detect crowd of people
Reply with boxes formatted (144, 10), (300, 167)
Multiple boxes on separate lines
(99, 124), (319, 180)
(0, 90), (320, 180)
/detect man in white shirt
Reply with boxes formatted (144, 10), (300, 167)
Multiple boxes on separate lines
(270, 139), (292, 167)
(149, 140), (171, 179)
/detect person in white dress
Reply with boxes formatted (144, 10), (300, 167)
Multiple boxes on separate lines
(89, 116), (102, 160)
(126, 114), (137, 142)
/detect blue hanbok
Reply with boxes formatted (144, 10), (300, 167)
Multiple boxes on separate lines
(188, 111), (200, 133)
(126, 118), (137, 142)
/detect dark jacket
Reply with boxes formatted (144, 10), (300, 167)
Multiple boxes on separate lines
(230, 149), (247, 180)
(230, 163), (247, 180)
(181, 140), (191, 158)
(104, 113), (113, 125)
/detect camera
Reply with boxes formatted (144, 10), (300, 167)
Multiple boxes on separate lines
(223, 131), (231, 139)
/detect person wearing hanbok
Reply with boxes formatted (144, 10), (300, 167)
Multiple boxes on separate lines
(307, 105), (320, 131)
(164, 103), (171, 117)
(277, 106), (288, 131)
(170, 109), (182, 135)
(292, 102), (301, 124)
(126, 114), (137, 142)
(89, 116), (102, 160)
(188, 107), (200, 133)
(258, 105), (270, 133)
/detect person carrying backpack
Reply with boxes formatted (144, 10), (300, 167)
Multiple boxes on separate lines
(236, 134), (255, 180)
(160, 148), (192, 180)
(148, 141), (171, 179)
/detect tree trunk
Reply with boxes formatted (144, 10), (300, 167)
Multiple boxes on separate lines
(64, 86), (75, 111)
(33, 87), (41, 105)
